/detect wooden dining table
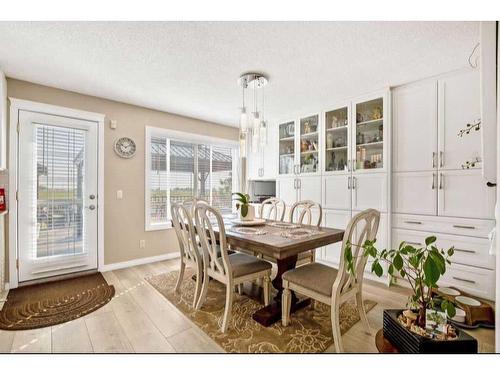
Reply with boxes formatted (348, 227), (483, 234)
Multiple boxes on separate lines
(214, 216), (345, 327)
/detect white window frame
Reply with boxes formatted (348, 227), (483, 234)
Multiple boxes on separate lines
(145, 126), (239, 231)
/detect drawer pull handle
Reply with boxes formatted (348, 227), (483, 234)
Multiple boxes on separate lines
(452, 276), (476, 284)
(453, 225), (476, 230)
(454, 248), (476, 254)
(404, 221), (422, 225)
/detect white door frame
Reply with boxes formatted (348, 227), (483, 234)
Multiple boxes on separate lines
(8, 98), (105, 289)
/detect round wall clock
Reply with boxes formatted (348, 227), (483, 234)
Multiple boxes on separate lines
(113, 137), (137, 159)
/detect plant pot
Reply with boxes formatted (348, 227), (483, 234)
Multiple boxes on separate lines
(239, 204), (255, 221)
(383, 309), (477, 353)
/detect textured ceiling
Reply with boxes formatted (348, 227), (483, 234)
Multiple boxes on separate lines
(0, 21), (479, 127)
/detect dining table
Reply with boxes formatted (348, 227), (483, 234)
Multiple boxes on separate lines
(214, 215), (345, 327)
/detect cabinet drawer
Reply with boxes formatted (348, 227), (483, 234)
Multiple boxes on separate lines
(392, 229), (495, 270)
(438, 263), (495, 301)
(393, 214), (495, 238)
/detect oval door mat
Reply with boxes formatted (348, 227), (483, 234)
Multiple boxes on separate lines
(0, 273), (115, 330)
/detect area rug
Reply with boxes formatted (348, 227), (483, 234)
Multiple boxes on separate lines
(0, 273), (115, 330)
(147, 270), (376, 353)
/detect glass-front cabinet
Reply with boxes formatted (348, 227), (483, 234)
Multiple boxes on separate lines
(278, 120), (296, 175)
(353, 97), (384, 171)
(299, 114), (319, 174)
(324, 106), (349, 173)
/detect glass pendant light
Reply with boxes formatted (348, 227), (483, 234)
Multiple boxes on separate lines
(240, 107), (248, 132)
(239, 131), (247, 158)
(260, 120), (267, 146)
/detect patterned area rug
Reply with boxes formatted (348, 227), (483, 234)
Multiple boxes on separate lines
(147, 270), (376, 353)
(0, 273), (115, 330)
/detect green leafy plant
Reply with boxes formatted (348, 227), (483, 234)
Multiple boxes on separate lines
(344, 235), (456, 328)
(232, 192), (250, 217)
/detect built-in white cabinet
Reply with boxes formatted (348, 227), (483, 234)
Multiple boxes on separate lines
(392, 69), (495, 220)
(277, 175), (322, 207)
(438, 70), (481, 171)
(323, 175), (351, 210)
(438, 169), (496, 219)
(392, 171), (437, 215)
(392, 80), (438, 172)
(391, 69), (496, 300)
(352, 173), (387, 212)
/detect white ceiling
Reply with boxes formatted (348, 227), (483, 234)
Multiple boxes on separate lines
(0, 21), (479, 127)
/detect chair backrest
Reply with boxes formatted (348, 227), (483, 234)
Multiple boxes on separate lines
(259, 197), (286, 221)
(183, 197), (208, 217)
(171, 202), (201, 265)
(334, 209), (380, 296)
(194, 202), (231, 278)
(289, 200), (323, 226)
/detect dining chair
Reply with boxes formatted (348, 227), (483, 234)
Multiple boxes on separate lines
(171, 202), (204, 309)
(281, 208), (380, 353)
(194, 202), (272, 333)
(182, 197), (208, 217)
(259, 197), (286, 221)
(289, 200), (323, 264)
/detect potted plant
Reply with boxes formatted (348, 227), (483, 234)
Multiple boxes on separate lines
(344, 236), (478, 353)
(232, 192), (255, 221)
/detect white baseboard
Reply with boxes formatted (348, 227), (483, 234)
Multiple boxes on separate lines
(99, 252), (180, 273)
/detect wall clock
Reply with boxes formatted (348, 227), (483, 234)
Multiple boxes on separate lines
(113, 137), (137, 159)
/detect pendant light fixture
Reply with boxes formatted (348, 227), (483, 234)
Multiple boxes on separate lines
(237, 73), (269, 155)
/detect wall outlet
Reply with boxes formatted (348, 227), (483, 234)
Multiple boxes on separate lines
(116, 190), (123, 200)
(110, 120), (117, 129)
(139, 240), (146, 249)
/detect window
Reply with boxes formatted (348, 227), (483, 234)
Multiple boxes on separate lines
(145, 127), (239, 230)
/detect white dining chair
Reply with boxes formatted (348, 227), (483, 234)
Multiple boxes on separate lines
(194, 202), (272, 333)
(259, 197), (286, 221)
(281, 209), (380, 353)
(171, 202), (204, 309)
(289, 200), (323, 264)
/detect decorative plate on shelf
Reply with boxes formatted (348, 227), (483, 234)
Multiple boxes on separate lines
(114, 137), (137, 158)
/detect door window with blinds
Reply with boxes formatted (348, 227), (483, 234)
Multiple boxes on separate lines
(145, 128), (239, 230)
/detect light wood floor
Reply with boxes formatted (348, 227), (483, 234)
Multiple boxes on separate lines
(0, 259), (495, 353)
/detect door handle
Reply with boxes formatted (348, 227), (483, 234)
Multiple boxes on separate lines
(347, 159), (351, 172)
(439, 173), (443, 190)
(404, 220), (422, 225)
(352, 176), (356, 189)
(352, 159), (356, 172)
(405, 241), (422, 246)
(440, 151), (444, 168)
(86, 204), (96, 210)
(432, 152), (436, 168)
(452, 276), (476, 284)
(297, 178), (301, 190)
(293, 179), (297, 189)
(454, 248), (476, 254)
(432, 173), (436, 190)
(89, 194), (96, 200)
(347, 176), (351, 190)
(453, 225), (476, 230)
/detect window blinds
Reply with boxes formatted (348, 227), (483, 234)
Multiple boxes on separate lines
(147, 134), (237, 227)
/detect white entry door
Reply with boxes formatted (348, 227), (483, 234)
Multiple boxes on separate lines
(17, 110), (98, 282)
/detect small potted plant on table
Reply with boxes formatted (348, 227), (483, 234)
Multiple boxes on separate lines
(345, 235), (478, 353)
(232, 192), (255, 221)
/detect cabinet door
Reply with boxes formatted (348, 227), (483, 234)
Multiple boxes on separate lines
(277, 176), (298, 207)
(321, 210), (351, 266)
(392, 81), (438, 172)
(352, 173), (387, 212)
(278, 121), (297, 175)
(247, 149), (262, 180)
(298, 175), (322, 204)
(438, 70), (481, 170)
(438, 169), (496, 219)
(392, 171), (437, 215)
(299, 114), (320, 175)
(323, 175), (351, 210)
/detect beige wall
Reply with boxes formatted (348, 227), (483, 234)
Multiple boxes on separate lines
(6, 78), (238, 269)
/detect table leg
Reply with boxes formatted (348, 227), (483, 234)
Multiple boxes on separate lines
(252, 254), (310, 327)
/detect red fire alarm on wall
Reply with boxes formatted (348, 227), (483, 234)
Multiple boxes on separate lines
(0, 188), (6, 212)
